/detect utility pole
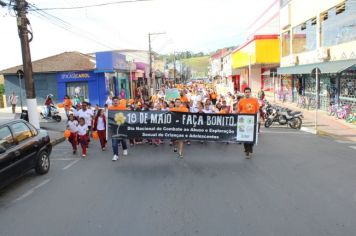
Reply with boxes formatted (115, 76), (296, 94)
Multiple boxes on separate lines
(148, 32), (165, 95)
(14, 0), (40, 128)
(173, 52), (176, 85)
(148, 33), (152, 95)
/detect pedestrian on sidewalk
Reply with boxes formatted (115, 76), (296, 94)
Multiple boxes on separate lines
(67, 113), (78, 154)
(63, 95), (72, 119)
(93, 109), (107, 151)
(237, 87), (260, 158)
(77, 117), (89, 157)
(8, 91), (17, 114)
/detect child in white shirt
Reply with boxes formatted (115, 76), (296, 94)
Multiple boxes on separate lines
(67, 114), (78, 154)
(77, 117), (88, 157)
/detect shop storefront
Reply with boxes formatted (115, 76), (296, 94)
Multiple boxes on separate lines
(56, 71), (107, 106)
(95, 51), (132, 99)
(278, 60), (356, 112)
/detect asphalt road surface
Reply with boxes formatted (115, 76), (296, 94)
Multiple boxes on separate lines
(0, 127), (356, 236)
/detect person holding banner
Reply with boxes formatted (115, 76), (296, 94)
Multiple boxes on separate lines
(237, 87), (260, 158)
(109, 96), (129, 161)
(170, 98), (189, 159)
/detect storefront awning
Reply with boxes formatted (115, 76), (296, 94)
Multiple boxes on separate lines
(277, 59), (356, 75)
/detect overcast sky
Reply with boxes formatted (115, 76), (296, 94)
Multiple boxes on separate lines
(0, 0), (274, 70)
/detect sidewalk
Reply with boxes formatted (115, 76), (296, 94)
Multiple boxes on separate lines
(266, 95), (356, 143)
(0, 106), (66, 146)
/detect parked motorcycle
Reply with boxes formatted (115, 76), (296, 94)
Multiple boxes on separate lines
(264, 107), (303, 129)
(40, 105), (62, 122)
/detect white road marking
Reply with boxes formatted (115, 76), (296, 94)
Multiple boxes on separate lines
(53, 158), (79, 161)
(12, 190), (34, 202)
(349, 146), (356, 150)
(336, 140), (356, 144)
(262, 131), (306, 134)
(62, 159), (80, 170)
(12, 179), (51, 203)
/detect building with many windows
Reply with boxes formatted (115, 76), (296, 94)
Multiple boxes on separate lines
(277, 0), (356, 110)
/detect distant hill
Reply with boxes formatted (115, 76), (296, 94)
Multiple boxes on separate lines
(181, 56), (209, 78)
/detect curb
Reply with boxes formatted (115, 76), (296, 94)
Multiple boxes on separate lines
(50, 137), (66, 146)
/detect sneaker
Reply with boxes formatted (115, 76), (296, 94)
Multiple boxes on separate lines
(112, 155), (119, 161)
(73, 150), (77, 154)
(178, 153), (183, 159)
(187, 141), (191, 145)
(173, 147), (177, 153)
(82, 154), (86, 157)
(102, 147), (105, 151)
(123, 150), (128, 156)
(245, 152), (251, 159)
(169, 141), (173, 146)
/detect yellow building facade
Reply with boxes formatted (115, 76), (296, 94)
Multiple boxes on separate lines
(232, 35), (280, 93)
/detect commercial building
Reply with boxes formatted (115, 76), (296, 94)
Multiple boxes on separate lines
(277, 0), (356, 110)
(231, 0), (281, 93)
(0, 52), (108, 106)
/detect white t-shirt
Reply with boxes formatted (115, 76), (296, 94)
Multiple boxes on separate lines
(97, 117), (105, 131)
(78, 109), (93, 127)
(77, 124), (88, 136)
(67, 120), (78, 133)
(106, 98), (113, 106)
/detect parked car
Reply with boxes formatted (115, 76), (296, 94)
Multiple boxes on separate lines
(0, 120), (52, 189)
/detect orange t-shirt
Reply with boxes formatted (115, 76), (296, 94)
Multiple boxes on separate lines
(237, 98), (260, 114)
(108, 105), (127, 111)
(180, 96), (189, 103)
(170, 106), (189, 113)
(63, 98), (72, 110)
(210, 93), (217, 100)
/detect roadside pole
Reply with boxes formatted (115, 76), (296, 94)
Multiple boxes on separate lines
(15, 0), (40, 128)
(16, 69), (24, 110)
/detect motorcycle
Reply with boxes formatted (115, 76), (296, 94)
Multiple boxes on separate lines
(40, 104), (62, 122)
(264, 107), (303, 129)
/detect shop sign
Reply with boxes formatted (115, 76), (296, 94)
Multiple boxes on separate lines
(61, 72), (91, 79)
(108, 110), (258, 143)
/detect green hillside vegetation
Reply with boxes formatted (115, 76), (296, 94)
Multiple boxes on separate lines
(182, 56), (209, 77)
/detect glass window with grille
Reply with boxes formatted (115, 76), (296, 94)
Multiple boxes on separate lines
(292, 18), (317, 54)
(282, 31), (291, 57)
(321, 0), (356, 47)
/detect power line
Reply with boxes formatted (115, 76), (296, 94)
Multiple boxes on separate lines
(28, 0), (152, 11)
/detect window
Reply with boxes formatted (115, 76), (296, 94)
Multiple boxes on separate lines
(26, 123), (38, 136)
(292, 18), (317, 54)
(321, 0), (356, 47)
(280, 0), (291, 7)
(10, 122), (33, 143)
(0, 126), (14, 150)
(281, 31), (291, 57)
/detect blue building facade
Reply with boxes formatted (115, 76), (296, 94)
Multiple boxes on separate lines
(95, 51), (130, 99)
(56, 71), (107, 106)
(4, 73), (58, 105)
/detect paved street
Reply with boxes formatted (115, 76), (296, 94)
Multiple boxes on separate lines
(0, 127), (356, 236)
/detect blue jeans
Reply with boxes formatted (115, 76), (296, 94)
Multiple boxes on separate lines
(112, 138), (128, 156)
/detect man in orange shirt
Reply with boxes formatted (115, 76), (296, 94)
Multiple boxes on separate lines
(108, 96), (128, 161)
(237, 87), (259, 158)
(170, 98), (188, 159)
